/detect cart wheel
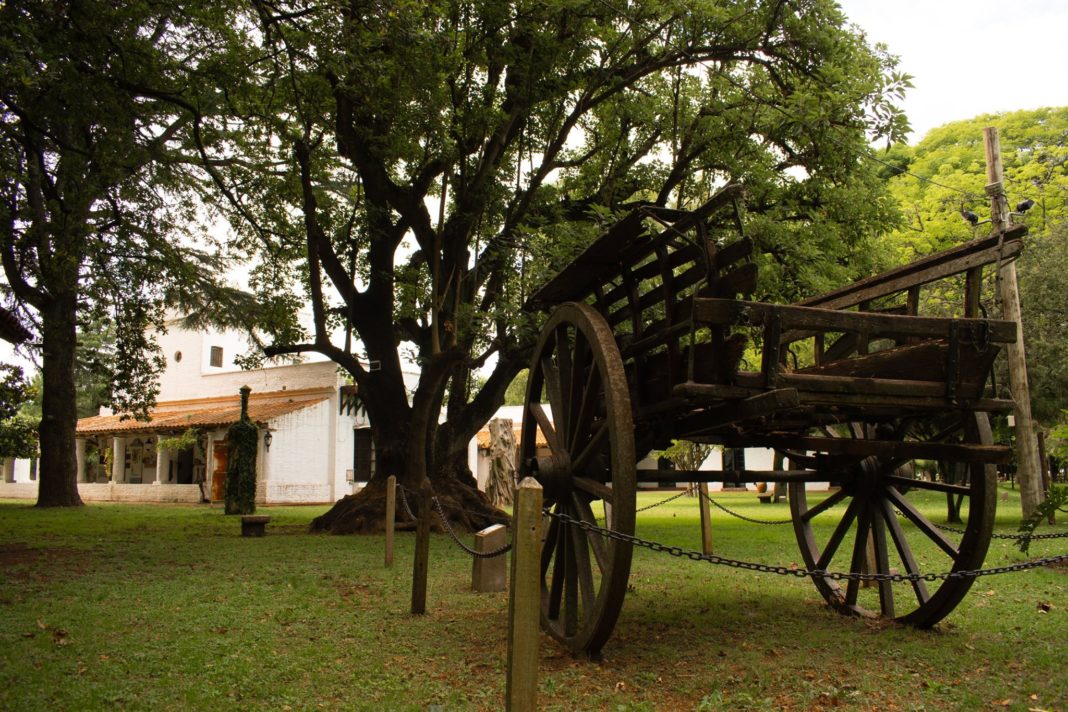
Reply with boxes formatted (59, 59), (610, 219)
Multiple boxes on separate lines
(788, 412), (996, 627)
(519, 302), (636, 656)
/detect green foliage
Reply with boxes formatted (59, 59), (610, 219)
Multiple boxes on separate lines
(157, 428), (199, 453)
(224, 389), (258, 515)
(503, 370), (528, 406)
(0, 364), (33, 421)
(881, 108), (1068, 424)
(1016, 485), (1068, 553)
(881, 107), (1068, 263)
(662, 440), (715, 472)
(0, 413), (38, 459)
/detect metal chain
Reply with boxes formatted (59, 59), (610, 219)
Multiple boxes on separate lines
(635, 490), (690, 512)
(431, 495), (512, 559)
(933, 522), (1068, 541)
(546, 509), (1068, 583)
(397, 483), (417, 521)
(701, 491), (794, 525)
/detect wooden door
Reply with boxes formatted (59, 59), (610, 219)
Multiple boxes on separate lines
(211, 441), (228, 501)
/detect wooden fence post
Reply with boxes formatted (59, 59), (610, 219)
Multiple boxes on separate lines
(411, 479), (432, 615)
(506, 477), (542, 712)
(697, 482), (713, 555)
(385, 475), (396, 568)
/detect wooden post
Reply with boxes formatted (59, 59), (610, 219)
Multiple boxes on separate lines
(506, 478), (542, 712)
(472, 523), (508, 592)
(411, 479), (432, 615)
(1036, 431), (1055, 525)
(697, 482), (713, 555)
(385, 475), (396, 568)
(984, 126), (1044, 518)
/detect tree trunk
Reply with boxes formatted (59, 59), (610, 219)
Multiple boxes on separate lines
(309, 409), (507, 535)
(35, 295), (83, 507)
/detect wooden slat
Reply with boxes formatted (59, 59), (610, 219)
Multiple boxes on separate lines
(795, 224), (1026, 311)
(674, 388), (800, 435)
(694, 299), (1017, 343)
(525, 185), (744, 311)
(717, 433), (1014, 464)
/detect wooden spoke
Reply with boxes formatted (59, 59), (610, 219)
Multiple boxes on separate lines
(844, 502), (871, 607)
(555, 324), (575, 439)
(547, 512), (567, 621)
(541, 354), (564, 426)
(530, 403), (560, 454)
(790, 412), (994, 627)
(572, 494), (609, 573)
(884, 486), (959, 559)
(568, 366), (601, 453)
(800, 488), (848, 523)
(572, 420), (609, 473)
(879, 497), (930, 606)
(519, 302), (635, 655)
(570, 494), (597, 613)
(573, 476), (613, 503)
(816, 496), (861, 571)
(886, 476), (973, 497)
(564, 507), (579, 637)
(870, 506), (895, 618)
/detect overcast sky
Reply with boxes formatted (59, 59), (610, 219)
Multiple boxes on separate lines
(838, 0), (1068, 143)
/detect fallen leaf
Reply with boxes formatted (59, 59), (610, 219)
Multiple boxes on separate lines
(993, 699), (1011, 707)
(1036, 602), (1052, 613)
(614, 681), (626, 692)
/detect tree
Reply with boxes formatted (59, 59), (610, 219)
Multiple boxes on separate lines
(0, 364), (37, 461)
(879, 108), (1068, 423)
(203, 0), (909, 532)
(0, 1), (249, 506)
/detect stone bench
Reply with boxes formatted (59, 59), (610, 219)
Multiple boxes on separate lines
(240, 515), (271, 537)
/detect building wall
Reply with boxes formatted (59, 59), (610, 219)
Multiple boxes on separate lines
(261, 398), (362, 504)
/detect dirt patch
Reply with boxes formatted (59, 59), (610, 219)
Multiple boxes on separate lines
(0, 543), (94, 583)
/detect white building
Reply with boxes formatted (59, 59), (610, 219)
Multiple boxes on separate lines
(0, 317), (382, 504)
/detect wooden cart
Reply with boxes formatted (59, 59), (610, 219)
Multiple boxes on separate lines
(519, 186), (1025, 655)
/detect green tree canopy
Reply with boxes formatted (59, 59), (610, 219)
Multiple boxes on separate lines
(202, 0), (911, 531)
(0, 0), (253, 505)
(879, 107), (1068, 424)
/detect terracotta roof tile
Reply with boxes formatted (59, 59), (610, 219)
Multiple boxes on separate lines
(77, 390), (330, 436)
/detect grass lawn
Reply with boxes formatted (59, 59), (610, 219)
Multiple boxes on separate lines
(0, 485), (1065, 711)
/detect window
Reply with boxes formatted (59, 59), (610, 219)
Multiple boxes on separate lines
(209, 346), (223, 368)
(174, 350), (182, 363)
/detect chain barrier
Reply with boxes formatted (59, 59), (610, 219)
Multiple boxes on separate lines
(545, 509), (1068, 583)
(396, 484), (512, 559)
(431, 495), (512, 559)
(396, 483), (417, 521)
(635, 490), (690, 512)
(701, 491), (794, 525)
(933, 521), (1068, 541)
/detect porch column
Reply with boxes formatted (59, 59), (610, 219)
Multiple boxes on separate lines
(111, 437), (126, 483)
(155, 440), (170, 485)
(75, 439), (87, 483)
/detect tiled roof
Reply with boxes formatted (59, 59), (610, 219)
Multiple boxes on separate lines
(76, 388), (330, 436)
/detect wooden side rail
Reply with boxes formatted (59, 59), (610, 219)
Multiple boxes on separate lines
(795, 224), (1026, 311)
(693, 298), (1017, 344)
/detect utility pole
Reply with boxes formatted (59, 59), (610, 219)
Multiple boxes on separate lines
(983, 126), (1044, 518)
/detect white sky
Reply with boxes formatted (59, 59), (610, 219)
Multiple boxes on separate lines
(838, 0), (1068, 143)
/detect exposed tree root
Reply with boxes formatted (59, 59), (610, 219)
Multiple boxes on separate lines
(310, 476), (510, 534)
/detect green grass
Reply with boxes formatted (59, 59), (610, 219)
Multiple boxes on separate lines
(0, 486), (1065, 711)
